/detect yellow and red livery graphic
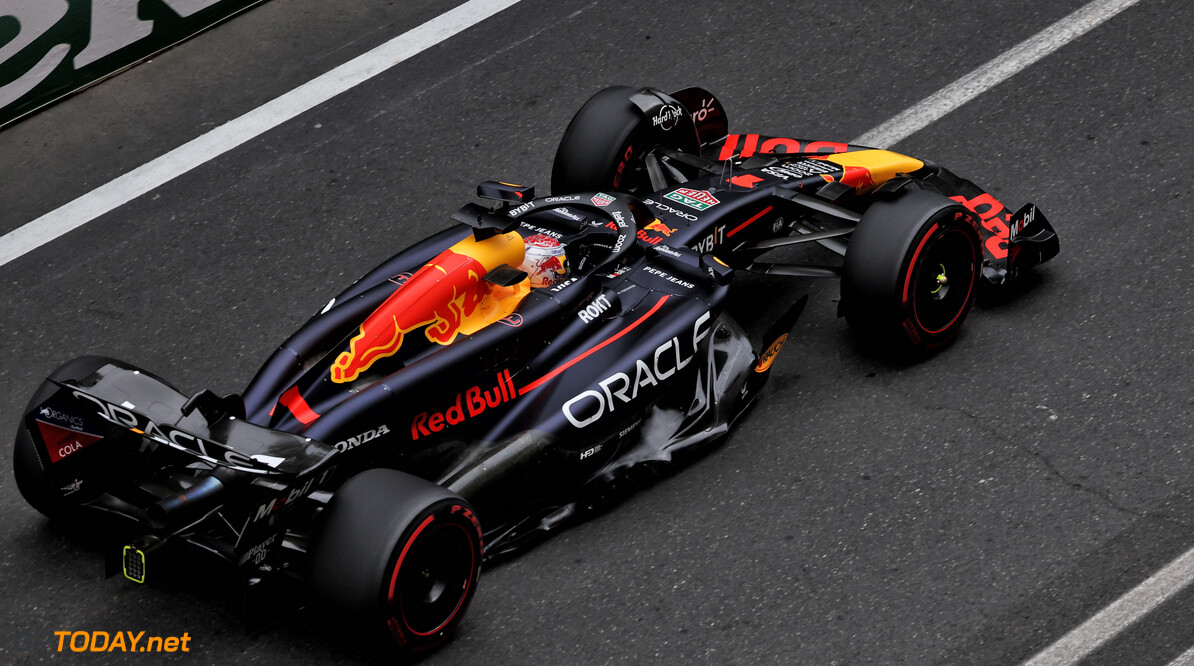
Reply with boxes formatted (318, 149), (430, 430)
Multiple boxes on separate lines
(812, 150), (925, 195)
(636, 219), (677, 246)
(330, 233), (529, 384)
(819, 165), (874, 190)
(643, 220), (676, 236)
(411, 370), (517, 439)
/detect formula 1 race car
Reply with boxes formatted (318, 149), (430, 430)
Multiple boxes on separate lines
(12, 85), (1059, 654)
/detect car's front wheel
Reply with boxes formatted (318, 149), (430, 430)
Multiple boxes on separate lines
(551, 85), (648, 195)
(840, 189), (982, 353)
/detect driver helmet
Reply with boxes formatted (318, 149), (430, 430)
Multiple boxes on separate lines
(520, 234), (569, 288)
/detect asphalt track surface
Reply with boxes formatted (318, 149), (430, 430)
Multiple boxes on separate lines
(1, 0), (1191, 663)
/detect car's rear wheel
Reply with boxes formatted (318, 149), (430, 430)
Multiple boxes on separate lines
(309, 469), (483, 654)
(840, 190), (982, 353)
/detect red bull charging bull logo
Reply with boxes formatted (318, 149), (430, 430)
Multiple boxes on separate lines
(537, 255), (565, 275)
(331, 232), (528, 384)
(643, 220), (676, 236)
(636, 219), (677, 246)
(820, 165), (874, 191)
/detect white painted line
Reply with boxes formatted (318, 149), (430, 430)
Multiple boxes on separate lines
(1168, 644), (1194, 666)
(0, 0), (522, 269)
(1022, 546), (1194, 666)
(0, 0), (1142, 269)
(853, 0), (1144, 149)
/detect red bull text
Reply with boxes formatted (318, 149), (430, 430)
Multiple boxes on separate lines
(411, 370), (517, 439)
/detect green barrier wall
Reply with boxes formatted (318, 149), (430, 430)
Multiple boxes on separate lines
(0, 0), (265, 129)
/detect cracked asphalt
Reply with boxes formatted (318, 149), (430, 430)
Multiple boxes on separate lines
(1, 0), (1192, 663)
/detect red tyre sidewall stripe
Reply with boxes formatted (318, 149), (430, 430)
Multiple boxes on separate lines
(389, 514), (436, 603)
(387, 515), (480, 638)
(909, 227), (979, 336)
(902, 222), (939, 305)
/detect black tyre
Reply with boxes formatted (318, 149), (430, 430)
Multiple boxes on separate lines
(551, 86), (651, 195)
(309, 469), (483, 654)
(841, 190), (982, 352)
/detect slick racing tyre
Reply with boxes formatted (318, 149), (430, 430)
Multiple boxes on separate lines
(309, 469), (483, 654)
(840, 190), (982, 353)
(552, 86), (653, 195)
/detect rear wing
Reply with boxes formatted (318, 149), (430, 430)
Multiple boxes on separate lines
(40, 363), (334, 478)
(25, 358), (338, 532)
(24, 357), (340, 586)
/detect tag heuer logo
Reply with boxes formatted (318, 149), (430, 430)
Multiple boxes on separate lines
(664, 188), (720, 211)
(591, 193), (615, 207)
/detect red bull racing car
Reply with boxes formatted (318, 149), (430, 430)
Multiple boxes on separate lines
(12, 85), (1059, 654)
